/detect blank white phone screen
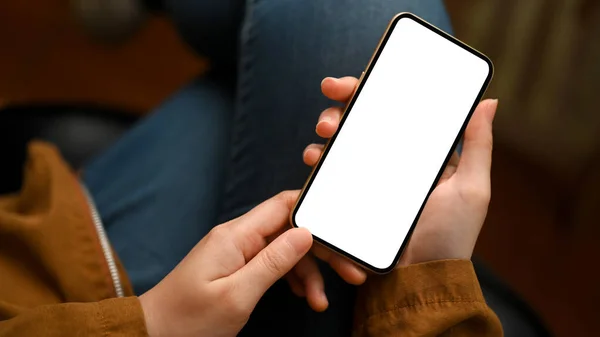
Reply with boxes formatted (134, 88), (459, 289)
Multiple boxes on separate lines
(293, 15), (491, 271)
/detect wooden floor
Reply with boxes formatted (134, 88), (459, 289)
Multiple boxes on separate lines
(1, 1), (599, 335)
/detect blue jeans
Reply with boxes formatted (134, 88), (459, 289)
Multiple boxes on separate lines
(83, 1), (452, 336)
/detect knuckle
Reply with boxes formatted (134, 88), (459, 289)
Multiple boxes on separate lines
(327, 106), (342, 116)
(275, 190), (293, 201)
(260, 249), (287, 276)
(207, 225), (229, 242)
(473, 128), (494, 150)
(482, 134), (494, 151)
(273, 190), (298, 209)
(459, 184), (491, 207)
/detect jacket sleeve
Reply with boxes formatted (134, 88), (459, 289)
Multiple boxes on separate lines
(0, 297), (148, 336)
(353, 260), (503, 337)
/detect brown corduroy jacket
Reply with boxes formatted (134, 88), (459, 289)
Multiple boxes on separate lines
(0, 142), (502, 336)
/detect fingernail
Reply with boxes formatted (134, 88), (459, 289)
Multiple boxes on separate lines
(303, 145), (317, 155)
(316, 118), (332, 132)
(320, 292), (329, 309)
(321, 77), (337, 86)
(321, 115), (333, 123)
(286, 228), (312, 254)
(488, 99), (498, 121)
(355, 270), (368, 285)
(486, 98), (498, 107)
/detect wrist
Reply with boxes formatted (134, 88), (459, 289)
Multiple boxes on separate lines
(139, 292), (162, 337)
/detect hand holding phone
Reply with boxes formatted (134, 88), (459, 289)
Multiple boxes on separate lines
(293, 13), (494, 272)
(303, 77), (497, 268)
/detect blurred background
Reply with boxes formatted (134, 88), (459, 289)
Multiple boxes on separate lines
(1, 0), (599, 335)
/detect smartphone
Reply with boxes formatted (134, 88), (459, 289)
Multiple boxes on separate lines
(291, 13), (493, 273)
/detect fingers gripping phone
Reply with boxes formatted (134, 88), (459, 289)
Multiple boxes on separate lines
(291, 13), (493, 273)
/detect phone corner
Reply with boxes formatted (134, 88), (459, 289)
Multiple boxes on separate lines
(289, 207), (299, 229)
(361, 255), (401, 275)
(371, 261), (399, 275)
(483, 55), (495, 80)
(392, 12), (417, 24)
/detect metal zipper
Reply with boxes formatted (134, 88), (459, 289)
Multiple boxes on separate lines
(81, 184), (125, 298)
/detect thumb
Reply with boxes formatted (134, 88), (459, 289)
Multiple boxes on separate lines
(457, 99), (498, 184)
(231, 228), (313, 304)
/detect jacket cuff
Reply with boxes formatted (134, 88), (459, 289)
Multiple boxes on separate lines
(98, 297), (148, 336)
(354, 260), (490, 334)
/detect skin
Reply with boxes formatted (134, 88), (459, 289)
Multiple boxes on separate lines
(139, 76), (498, 337)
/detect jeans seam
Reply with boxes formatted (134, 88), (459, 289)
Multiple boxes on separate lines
(221, 0), (260, 219)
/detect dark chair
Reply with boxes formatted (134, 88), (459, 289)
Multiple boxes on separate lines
(0, 104), (552, 336)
